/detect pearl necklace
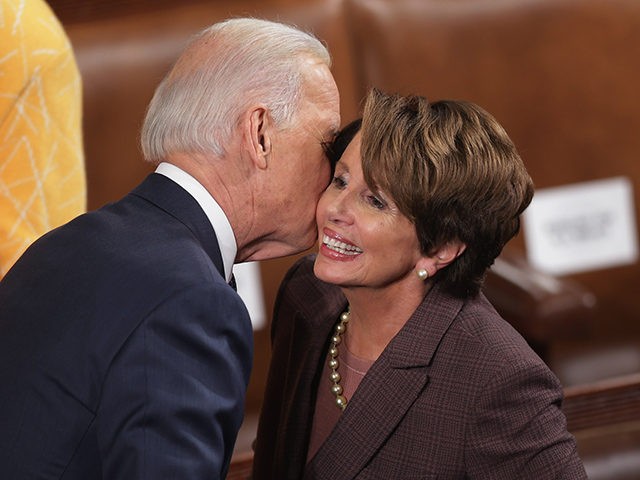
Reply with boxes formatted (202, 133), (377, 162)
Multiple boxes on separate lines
(328, 308), (350, 411)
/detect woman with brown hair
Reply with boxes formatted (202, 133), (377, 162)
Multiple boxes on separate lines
(253, 89), (586, 479)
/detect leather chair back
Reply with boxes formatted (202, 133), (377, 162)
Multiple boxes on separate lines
(346, 0), (640, 339)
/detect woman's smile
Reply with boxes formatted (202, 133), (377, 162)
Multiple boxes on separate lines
(321, 230), (363, 259)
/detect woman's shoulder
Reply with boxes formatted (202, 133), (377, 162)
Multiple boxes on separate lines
(274, 254), (344, 318)
(425, 295), (559, 402)
(280, 254), (336, 294)
(451, 293), (547, 369)
(285, 253), (317, 279)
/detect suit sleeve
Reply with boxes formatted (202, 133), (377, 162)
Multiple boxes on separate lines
(466, 360), (587, 479)
(96, 282), (253, 479)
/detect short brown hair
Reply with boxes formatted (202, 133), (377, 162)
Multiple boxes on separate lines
(360, 89), (534, 298)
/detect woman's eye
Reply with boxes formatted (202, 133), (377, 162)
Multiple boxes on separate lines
(332, 176), (347, 189)
(367, 195), (386, 210)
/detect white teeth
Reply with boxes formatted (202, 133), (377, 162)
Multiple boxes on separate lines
(323, 235), (363, 255)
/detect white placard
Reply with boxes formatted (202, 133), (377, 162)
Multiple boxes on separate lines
(523, 177), (638, 275)
(234, 261), (267, 330)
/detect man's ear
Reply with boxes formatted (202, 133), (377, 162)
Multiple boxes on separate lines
(246, 106), (272, 170)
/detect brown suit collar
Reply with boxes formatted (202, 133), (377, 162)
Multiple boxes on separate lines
(302, 276), (465, 479)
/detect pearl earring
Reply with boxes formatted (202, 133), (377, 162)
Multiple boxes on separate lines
(417, 268), (429, 281)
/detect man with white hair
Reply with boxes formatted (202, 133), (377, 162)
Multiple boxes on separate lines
(0, 18), (340, 479)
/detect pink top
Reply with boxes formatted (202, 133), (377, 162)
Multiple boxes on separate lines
(307, 340), (375, 462)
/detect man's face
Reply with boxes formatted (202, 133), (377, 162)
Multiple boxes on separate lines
(259, 59), (340, 259)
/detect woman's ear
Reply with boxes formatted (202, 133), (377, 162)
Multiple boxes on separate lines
(416, 241), (466, 277)
(246, 106), (272, 169)
(433, 241), (466, 270)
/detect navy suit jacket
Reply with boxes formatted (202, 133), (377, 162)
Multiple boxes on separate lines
(0, 174), (253, 479)
(253, 255), (586, 479)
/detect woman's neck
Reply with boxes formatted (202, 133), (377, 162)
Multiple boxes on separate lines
(341, 283), (429, 361)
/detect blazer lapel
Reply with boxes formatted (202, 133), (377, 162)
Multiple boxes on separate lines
(273, 273), (347, 479)
(306, 284), (463, 480)
(306, 360), (430, 479)
(275, 309), (336, 477)
(130, 173), (225, 278)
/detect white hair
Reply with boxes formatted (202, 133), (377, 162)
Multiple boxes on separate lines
(141, 18), (331, 162)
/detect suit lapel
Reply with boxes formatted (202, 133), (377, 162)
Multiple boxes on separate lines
(275, 309), (335, 477)
(306, 284), (463, 480)
(307, 359), (430, 479)
(130, 174), (225, 278)
(272, 269), (348, 479)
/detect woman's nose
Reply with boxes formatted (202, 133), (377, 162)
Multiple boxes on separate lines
(327, 191), (353, 223)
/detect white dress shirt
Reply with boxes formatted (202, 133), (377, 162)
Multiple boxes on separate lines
(155, 162), (237, 283)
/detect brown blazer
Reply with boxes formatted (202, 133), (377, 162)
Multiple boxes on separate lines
(253, 255), (587, 479)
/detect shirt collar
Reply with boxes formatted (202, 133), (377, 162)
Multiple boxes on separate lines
(155, 162), (237, 282)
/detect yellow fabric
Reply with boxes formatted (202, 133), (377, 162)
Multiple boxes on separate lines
(0, 0), (86, 277)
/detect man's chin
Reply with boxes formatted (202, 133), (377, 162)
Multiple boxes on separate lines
(288, 228), (319, 254)
(243, 237), (316, 262)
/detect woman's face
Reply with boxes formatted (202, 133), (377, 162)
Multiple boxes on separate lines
(314, 132), (423, 289)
